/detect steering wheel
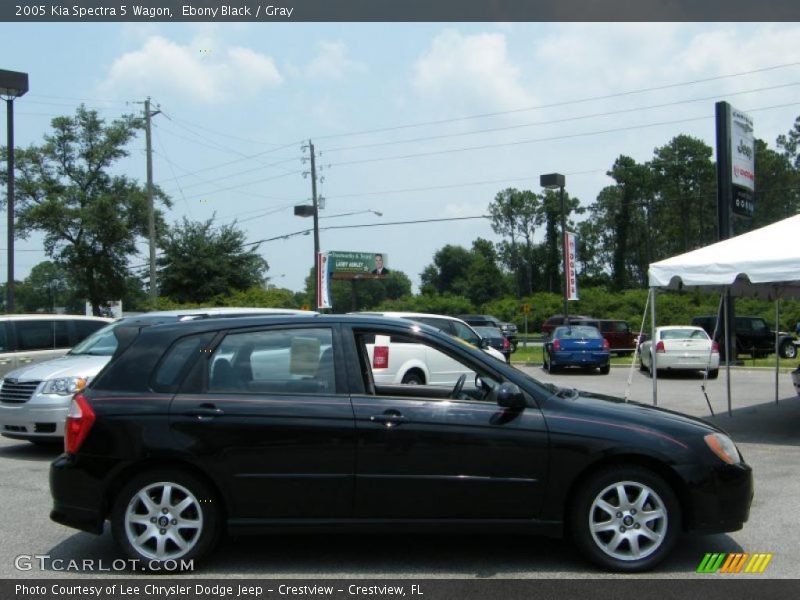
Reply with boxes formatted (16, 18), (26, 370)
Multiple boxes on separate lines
(450, 374), (467, 399)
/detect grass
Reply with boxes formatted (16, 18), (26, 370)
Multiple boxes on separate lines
(511, 343), (799, 369)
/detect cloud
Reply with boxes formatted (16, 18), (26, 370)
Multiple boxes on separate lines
(99, 36), (282, 103)
(306, 41), (366, 79)
(412, 29), (536, 111)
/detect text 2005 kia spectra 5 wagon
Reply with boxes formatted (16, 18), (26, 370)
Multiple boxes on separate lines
(50, 315), (753, 572)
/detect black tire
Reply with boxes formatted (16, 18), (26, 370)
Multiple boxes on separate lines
(639, 358), (647, 372)
(510, 340), (518, 353)
(780, 341), (797, 360)
(546, 351), (560, 374)
(599, 364), (611, 375)
(707, 369), (719, 380)
(111, 469), (221, 571)
(401, 370), (424, 385)
(570, 466), (680, 572)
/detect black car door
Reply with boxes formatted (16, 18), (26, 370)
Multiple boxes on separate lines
(169, 324), (355, 520)
(346, 326), (549, 519)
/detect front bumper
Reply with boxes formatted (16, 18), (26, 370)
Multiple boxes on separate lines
(0, 399), (68, 440)
(676, 461), (753, 533)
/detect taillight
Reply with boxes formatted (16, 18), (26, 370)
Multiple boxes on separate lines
(711, 341), (720, 354)
(553, 339), (561, 351)
(503, 337), (510, 349)
(602, 339), (610, 351)
(65, 393), (95, 455)
(373, 346), (389, 369)
(655, 341), (666, 353)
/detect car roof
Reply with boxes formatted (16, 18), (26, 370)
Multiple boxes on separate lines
(353, 311), (463, 322)
(656, 325), (705, 331)
(0, 314), (112, 321)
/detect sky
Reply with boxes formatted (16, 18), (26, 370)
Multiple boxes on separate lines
(2, 21), (800, 296)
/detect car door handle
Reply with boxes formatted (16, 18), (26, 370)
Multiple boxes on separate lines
(370, 410), (406, 427)
(185, 403), (224, 419)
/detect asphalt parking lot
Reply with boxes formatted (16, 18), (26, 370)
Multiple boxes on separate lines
(0, 364), (798, 579)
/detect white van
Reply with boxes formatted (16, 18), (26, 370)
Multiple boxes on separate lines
(354, 311), (505, 385)
(0, 307), (313, 443)
(0, 314), (111, 377)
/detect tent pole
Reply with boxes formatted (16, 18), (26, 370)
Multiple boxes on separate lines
(775, 297), (780, 406)
(650, 287), (657, 407)
(724, 290), (731, 417)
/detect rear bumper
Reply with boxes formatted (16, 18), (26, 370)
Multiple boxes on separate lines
(49, 454), (107, 535)
(552, 351), (610, 368)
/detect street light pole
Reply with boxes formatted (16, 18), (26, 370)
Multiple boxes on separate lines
(540, 173), (568, 324)
(1, 69), (29, 314)
(6, 97), (15, 313)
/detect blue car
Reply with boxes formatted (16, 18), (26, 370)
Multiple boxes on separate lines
(543, 325), (611, 375)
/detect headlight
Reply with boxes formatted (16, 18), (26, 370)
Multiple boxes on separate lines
(704, 433), (742, 465)
(41, 377), (87, 396)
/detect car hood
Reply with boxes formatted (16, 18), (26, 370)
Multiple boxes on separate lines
(3, 354), (112, 382)
(545, 385), (725, 437)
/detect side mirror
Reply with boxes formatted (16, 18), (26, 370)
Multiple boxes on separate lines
(497, 382), (526, 409)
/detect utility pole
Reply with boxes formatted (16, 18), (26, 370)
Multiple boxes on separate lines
(143, 97), (160, 302)
(309, 139), (321, 310)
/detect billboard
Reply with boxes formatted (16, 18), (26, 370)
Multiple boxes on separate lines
(328, 251), (389, 277)
(730, 107), (755, 218)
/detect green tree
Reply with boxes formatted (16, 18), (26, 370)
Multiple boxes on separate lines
(739, 138), (800, 232)
(0, 105), (170, 315)
(303, 268), (413, 312)
(776, 115), (800, 169)
(420, 239), (507, 307)
(536, 188), (583, 294)
(488, 188), (540, 296)
(649, 135), (716, 255)
(158, 216), (268, 304)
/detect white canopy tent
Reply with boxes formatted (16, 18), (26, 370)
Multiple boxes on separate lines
(647, 213), (800, 414)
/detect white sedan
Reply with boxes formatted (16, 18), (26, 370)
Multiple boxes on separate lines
(640, 326), (720, 378)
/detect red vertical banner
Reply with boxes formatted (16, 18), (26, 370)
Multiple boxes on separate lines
(565, 231), (579, 301)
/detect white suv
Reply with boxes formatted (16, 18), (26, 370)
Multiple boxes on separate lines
(354, 311), (505, 385)
(0, 307), (313, 443)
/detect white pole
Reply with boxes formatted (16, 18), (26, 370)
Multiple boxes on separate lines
(724, 291), (732, 417)
(650, 287), (658, 407)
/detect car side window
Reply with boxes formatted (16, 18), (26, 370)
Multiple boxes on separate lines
(0, 323), (7, 352)
(356, 329), (502, 403)
(451, 321), (480, 346)
(154, 334), (213, 391)
(74, 319), (106, 343)
(208, 328), (335, 395)
(15, 320), (56, 351)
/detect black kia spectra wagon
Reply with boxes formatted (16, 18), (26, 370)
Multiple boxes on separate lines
(50, 314), (753, 572)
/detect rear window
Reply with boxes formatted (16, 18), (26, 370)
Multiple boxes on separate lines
(554, 326), (602, 339)
(660, 329), (709, 340)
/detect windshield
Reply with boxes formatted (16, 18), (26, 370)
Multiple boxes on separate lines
(68, 320), (128, 356)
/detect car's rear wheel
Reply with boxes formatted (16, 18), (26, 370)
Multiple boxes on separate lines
(401, 370), (424, 385)
(546, 351), (560, 374)
(111, 469), (220, 570)
(707, 368), (719, 380)
(599, 365), (611, 375)
(571, 466), (680, 572)
(780, 340), (797, 359)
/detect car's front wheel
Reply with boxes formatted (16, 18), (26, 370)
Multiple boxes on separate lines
(111, 469), (221, 570)
(571, 466), (680, 572)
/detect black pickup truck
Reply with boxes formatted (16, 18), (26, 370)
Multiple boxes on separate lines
(691, 315), (797, 359)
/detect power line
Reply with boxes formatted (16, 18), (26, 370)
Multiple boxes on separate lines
(180, 169), (305, 201)
(313, 61), (800, 141)
(324, 102), (800, 169)
(324, 82), (800, 154)
(165, 113), (294, 147)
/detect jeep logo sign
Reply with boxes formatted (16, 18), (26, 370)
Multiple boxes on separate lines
(731, 108), (755, 193)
